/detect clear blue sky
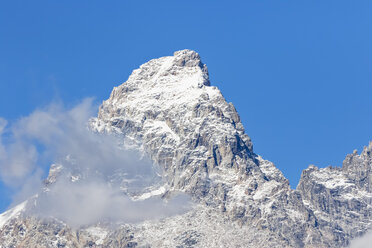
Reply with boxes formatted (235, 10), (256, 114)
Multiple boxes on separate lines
(1, 1), (372, 211)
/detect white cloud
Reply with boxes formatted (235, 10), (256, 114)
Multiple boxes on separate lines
(33, 179), (190, 228)
(0, 117), (39, 188)
(348, 231), (372, 248)
(0, 118), (7, 133)
(0, 99), (191, 227)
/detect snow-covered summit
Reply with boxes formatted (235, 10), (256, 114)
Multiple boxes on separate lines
(91, 49), (259, 195)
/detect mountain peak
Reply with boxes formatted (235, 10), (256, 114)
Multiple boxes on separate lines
(94, 50), (256, 189)
(122, 49), (210, 91)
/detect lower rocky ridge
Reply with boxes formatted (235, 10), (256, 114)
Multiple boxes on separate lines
(297, 143), (372, 246)
(0, 204), (296, 248)
(1, 144), (371, 248)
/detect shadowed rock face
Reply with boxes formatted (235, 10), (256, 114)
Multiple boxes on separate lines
(0, 50), (371, 248)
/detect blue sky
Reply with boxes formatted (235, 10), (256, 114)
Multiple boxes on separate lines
(1, 0), (372, 212)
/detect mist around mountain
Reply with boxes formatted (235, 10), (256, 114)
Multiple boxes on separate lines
(0, 99), (191, 227)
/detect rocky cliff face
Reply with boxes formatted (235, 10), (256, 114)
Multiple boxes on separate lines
(297, 142), (372, 246)
(0, 50), (371, 247)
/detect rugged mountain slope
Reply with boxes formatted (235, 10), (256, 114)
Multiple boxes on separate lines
(0, 50), (371, 247)
(297, 143), (372, 245)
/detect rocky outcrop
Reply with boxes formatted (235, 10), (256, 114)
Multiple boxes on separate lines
(297, 143), (372, 246)
(343, 142), (372, 192)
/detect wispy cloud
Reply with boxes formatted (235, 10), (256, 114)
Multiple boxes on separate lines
(348, 231), (372, 248)
(0, 99), (191, 227)
(0, 117), (39, 189)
